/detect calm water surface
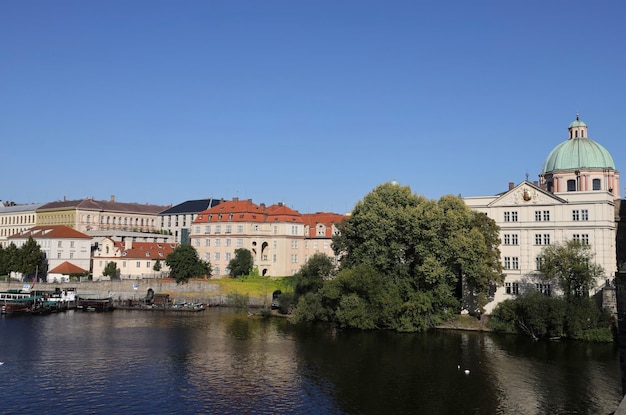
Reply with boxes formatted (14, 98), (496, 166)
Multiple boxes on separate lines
(0, 308), (621, 414)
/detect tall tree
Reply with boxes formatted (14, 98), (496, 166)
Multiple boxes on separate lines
(293, 253), (335, 299)
(538, 240), (604, 302)
(166, 244), (212, 284)
(18, 237), (47, 278)
(227, 248), (254, 277)
(327, 182), (504, 330)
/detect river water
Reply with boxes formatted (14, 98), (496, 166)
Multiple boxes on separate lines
(0, 308), (621, 414)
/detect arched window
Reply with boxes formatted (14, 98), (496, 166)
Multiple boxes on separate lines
(593, 178), (601, 190)
(567, 179), (576, 192)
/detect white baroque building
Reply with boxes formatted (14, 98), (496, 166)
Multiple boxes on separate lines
(464, 116), (619, 313)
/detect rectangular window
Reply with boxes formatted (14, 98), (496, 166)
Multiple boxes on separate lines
(136, 261), (141, 268)
(511, 235), (518, 245)
(543, 234), (550, 245)
(291, 241), (298, 249)
(58, 241), (62, 248)
(291, 226), (298, 235)
(215, 239), (221, 247)
(504, 212), (510, 222)
(194, 238), (200, 247)
(195, 226), (200, 234)
(225, 252), (231, 261)
(226, 225), (232, 234)
(146, 261), (150, 268)
(511, 212), (518, 222)
(512, 257), (519, 269)
(205, 239), (210, 247)
(572, 210), (580, 221)
(226, 239), (231, 247)
(69, 252), (74, 259)
(214, 253), (220, 261)
(581, 209), (588, 221)
(535, 211), (541, 221)
(204, 253), (210, 261)
(237, 225), (244, 233)
(215, 225), (221, 234)
(536, 283), (551, 296)
(543, 211), (550, 221)
(536, 257), (542, 270)
(512, 283), (519, 295)
(273, 240), (277, 249)
(505, 282), (511, 294)
(70, 241), (75, 248)
(205, 226), (211, 234)
(504, 234), (510, 245)
(504, 257), (511, 269)
(237, 239), (243, 247)
(582, 234), (589, 244)
(273, 254), (277, 263)
(535, 234), (542, 245)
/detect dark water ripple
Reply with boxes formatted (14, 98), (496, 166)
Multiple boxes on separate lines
(0, 309), (621, 415)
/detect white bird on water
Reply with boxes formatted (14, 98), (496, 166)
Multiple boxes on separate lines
(464, 369), (470, 375)
(0, 362), (4, 365)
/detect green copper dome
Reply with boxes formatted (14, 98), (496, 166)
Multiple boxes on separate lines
(542, 118), (615, 174)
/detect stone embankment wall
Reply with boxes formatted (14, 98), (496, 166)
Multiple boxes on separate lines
(0, 279), (270, 307)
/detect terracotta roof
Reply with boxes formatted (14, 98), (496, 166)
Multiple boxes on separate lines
(8, 225), (91, 239)
(49, 261), (87, 274)
(193, 199), (304, 224)
(109, 241), (177, 260)
(38, 199), (169, 214)
(301, 212), (347, 238)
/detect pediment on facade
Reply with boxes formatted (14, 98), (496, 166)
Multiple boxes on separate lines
(488, 181), (566, 207)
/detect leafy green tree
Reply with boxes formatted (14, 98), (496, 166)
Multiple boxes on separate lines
(538, 240), (604, 303)
(328, 182), (504, 330)
(2, 243), (19, 277)
(17, 237), (47, 278)
(153, 258), (162, 272)
(227, 248), (254, 277)
(293, 253), (335, 299)
(166, 244), (212, 283)
(103, 261), (119, 280)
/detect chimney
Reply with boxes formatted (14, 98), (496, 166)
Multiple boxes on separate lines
(533, 181), (538, 186)
(508, 182), (514, 190)
(260, 203), (266, 209)
(111, 195), (115, 202)
(125, 239), (132, 250)
(233, 197), (239, 202)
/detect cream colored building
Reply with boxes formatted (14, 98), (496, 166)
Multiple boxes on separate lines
(37, 196), (170, 234)
(464, 116), (619, 313)
(8, 225), (92, 279)
(190, 198), (307, 277)
(0, 202), (44, 248)
(92, 238), (177, 281)
(302, 212), (346, 264)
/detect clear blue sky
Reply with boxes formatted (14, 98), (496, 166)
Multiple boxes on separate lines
(2, 1), (624, 214)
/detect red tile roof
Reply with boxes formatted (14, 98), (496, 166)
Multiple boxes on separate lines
(301, 212), (348, 238)
(108, 241), (178, 260)
(49, 261), (87, 274)
(193, 199), (304, 224)
(8, 225), (91, 239)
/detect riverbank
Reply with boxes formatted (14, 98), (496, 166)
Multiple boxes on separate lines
(436, 315), (492, 332)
